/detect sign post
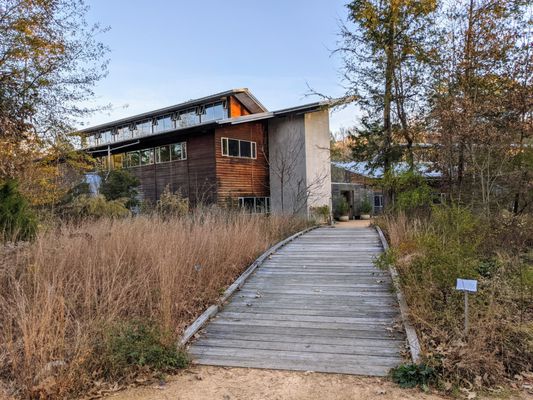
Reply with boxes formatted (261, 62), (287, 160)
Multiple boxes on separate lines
(455, 279), (477, 336)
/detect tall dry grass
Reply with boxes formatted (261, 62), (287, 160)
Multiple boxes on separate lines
(0, 208), (309, 398)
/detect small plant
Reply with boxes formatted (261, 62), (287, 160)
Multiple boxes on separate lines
(360, 198), (373, 214)
(310, 205), (330, 223)
(333, 196), (350, 217)
(156, 185), (189, 217)
(102, 321), (188, 378)
(391, 363), (436, 389)
(0, 180), (37, 242)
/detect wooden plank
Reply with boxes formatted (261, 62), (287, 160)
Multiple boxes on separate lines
(189, 347), (402, 367)
(192, 338), (402, 356)
(199, 331), (405, 347)
(188, 226), (407, 376)
(206, 322), (403, 339)
(191, 356), (391, 376)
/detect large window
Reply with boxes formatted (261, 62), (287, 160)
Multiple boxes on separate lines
(170, 142), (187, 160)
(156, 145), (171, 163)
(221, 137), (257, 159)
(201, 102), (226, 123)
(125, 141), (186, 168)
(116, 126), (131, 142)
(140, 149), (154, 165)
(136, 120), (152, 136)
(154, 115), (173, 133)
(177, 109), (200, 128)
(238, 197), (270, 213)
(101, 130), (113, 144)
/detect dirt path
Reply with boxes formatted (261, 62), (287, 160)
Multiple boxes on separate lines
(105, 366), (459, 400)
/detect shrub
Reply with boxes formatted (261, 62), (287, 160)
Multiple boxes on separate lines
(333, 195), (349, 217)
(156, 185), (189, 217)
(391, 363), (436, 389)
(101, 321), (187, 378)
(66, 194), (130, 219)
(383, 170), (433, 214)
(310, 205), (330, 224)
(99, 169), (139, 208)
(0, 180), (37, 242)
(360, 198), (373, 214)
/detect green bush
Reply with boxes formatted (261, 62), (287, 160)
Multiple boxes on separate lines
(99, 169), (140, 208)
(156, 185), (189, 217)
(391, 363), (436, 389)
(360, 198), (373, 214)
(333, 195), (350, 217)
(0, 180), (37, 242)
(101, 321), (188, 378)
(383, 170), (433, 214)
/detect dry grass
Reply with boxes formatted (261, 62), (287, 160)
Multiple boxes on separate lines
(377, 209), (533, 390)
(0, 208), (309, 398)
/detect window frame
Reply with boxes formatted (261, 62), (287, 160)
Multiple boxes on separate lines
(238, 197), (270, 214)
(221, 137), (257, 159)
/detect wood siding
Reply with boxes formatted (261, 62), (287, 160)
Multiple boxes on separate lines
(215, 122), (270, 206)
(228, 96), (251, 118)
(128, 131), (216, 205)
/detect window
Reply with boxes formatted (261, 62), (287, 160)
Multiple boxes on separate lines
(140, 149), (154, 165)
(136, 120), (152, 135)
(201, 102), (226, 123)
(373, 194), (383, 214)
(221, 138), (257, 159)
(238, 197), (270, 213)
(87, 135), (96, 147)
(117, 126), (131, 142)
(170, 142), (187, 160)
(177, 109), (199, 128)
(101, 130), (113, 144)
(112, 154), (124, 169)
(154, 115), (173, 133)
(127, 151), (140, 167)
(156, 145), (171, 163)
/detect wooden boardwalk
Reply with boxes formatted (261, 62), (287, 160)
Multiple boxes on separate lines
(188, 226), (405, 376)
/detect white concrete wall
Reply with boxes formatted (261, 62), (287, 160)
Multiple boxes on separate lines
(304, 109), (332, 213)
(268, 109), (332, 217)
(268, 115), (307, 215)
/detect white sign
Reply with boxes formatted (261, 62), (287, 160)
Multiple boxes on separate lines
(456, 279), (477, 293)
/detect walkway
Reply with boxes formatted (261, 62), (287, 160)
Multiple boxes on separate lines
(188, 226), (405, 376)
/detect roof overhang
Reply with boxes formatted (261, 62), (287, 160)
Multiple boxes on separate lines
(76, 88), (268, 135)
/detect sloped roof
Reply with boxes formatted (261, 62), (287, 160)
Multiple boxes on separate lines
(333, 161), (442, 178)
(77, 88), (268, 134)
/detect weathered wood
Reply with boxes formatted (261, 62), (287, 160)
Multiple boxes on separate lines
(188, 226), (408, 376)
(178, 226), (317, 347)
(375, 225), (421, 364)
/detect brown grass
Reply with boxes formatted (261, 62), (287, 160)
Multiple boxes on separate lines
(377, 209), (533, 389)
(0, 208), (309, 398)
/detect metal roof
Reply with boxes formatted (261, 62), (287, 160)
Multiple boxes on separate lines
(76, 88), (268, 134)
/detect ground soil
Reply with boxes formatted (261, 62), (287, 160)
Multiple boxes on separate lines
(106, 366), (531, 400)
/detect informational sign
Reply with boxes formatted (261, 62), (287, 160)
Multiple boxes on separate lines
(455, 278), (478, 335)
(456, 279), (478, 293)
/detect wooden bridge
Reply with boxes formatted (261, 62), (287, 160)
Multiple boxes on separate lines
(188, 226), (405, 376)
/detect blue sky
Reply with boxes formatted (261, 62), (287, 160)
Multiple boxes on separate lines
(83, 0), (358, 133)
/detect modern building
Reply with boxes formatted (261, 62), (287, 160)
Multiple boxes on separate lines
(79, 89), (332, 216)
